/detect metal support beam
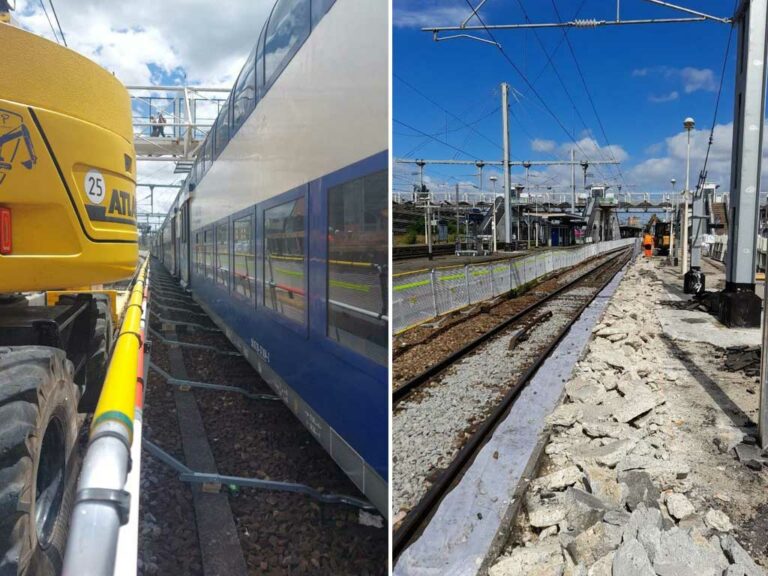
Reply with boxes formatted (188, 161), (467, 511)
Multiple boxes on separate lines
(501, 82), (512, 246)
(148, 362), (278, 401)
(720, 0), (767, 328)
(142, 439), (375, 510)
(148, 327), (241, 356)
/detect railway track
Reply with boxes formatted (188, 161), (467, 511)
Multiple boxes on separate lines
(393, 244), (456, 260)
(393, 246), (632, 396)
(141, 261), (386, 576)
(392, 246), (633, 559)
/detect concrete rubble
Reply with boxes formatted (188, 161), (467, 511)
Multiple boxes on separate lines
(489, 259), (768, 576)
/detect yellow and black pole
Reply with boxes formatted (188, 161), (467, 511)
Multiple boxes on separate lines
(63, 260), (149, 576)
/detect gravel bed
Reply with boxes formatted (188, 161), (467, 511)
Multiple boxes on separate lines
(392, 258), (627, 520)
(392, 251), (624, 387)
(138, 337), (202, 576)
(140, 275), (386, 575)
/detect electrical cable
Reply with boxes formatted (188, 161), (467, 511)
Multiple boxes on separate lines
(462, 0), (614, 186)
(48, 0), (67, 47)
(549, 0), (625, 187)
(695, 11), (735, 192)
(38, 0), (60, 45)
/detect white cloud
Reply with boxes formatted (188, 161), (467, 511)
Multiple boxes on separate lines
(394, 1), (471, 29)
(679, 67), (717, 93)
(13, 0), (272, 216)
(649, 91), (679, 103)
(531, 138), (556, 152)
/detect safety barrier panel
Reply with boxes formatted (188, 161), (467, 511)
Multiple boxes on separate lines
(392, 239), (635, 334)
(63, 260), (148, 576)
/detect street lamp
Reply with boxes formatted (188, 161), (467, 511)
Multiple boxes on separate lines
(680, 117), (695, 274)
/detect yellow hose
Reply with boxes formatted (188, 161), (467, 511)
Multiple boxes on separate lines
(91, 259), (148, 441)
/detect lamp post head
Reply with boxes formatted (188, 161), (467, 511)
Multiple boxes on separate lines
(489, 175), (498, 182)
(683, 117), (695, 131)
(671, 178), (676, 185)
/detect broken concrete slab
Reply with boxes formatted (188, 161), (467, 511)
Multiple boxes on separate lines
(720, 535), (766, 576)
(582, 465), (625, 508)
(586, 551), (614, 576)
(612, 538), (655, 576)
(620, 470), (660, 511)
(548, 404), (584, 428)
(615, 456), (690, 489)
(532, 466), (583, 493)
(527, 492), (568, 528)
(665, 493), (696, 520)
(566, 379), (607, 405)
(488, 541), (565, 576)
(652, 528), (729, 576)
(623, 505), (663, 542)
(565, 521), (622, 565)
(606, 391), (664, 424)
(562, 488), (611, 536)
(573, 438), (637, 468)
(581, 420), (635, 440)
(704, 509), (733, 533)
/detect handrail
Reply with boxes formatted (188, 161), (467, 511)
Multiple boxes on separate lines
(63, 260), (149, 576)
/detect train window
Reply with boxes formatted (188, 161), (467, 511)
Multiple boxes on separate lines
(205, 125), (215, 170)
(256, 20), (266, 94)
(214, 97), (230, 158)
(233, 215), (255, 300)
(327, 170), (388, 365)
(216, 221), (230, 289)
(233, 48), (256, 132)
(264, 0), (310, 89)
(204, 228), (214, 280)
(311, 0), (335, 27)
(194, 232), (202, 275)
(263, 197), (305, 324)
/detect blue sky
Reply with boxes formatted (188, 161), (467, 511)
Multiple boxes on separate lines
(393, 0), (740, 203)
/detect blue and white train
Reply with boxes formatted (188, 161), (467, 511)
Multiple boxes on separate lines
(154, 0), (388, 514)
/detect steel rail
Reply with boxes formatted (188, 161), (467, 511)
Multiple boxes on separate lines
(393, 247), (629, 403)
(392, 247), (632, 558)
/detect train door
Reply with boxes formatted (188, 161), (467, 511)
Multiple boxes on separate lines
(180, 201), (190, 285)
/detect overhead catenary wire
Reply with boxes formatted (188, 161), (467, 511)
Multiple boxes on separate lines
(396, 74), (503, 153)
(47, 0), (67, 47)
(38, 0), (60, 45)
(694, 6), (735, 191)
(549, 0), (625, 188)
(512, 0), (610, 172)
(395, 118), (488, 161)
(461, 0), (615, 186)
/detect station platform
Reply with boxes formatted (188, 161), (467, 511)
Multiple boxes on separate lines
(397, 253), (768, 576)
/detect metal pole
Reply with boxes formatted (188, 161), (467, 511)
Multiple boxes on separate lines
(668, 179), (676, 263)
(455, 183), (460, 252)
(501, 83), (512, 247)
(723, 0), (767, 328)
(680, 123), (693, 274)
(490, 175), (498, 253)
(571, 147), (576, 213)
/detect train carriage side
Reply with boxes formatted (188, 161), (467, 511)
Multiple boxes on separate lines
(174, 0), (388, 514)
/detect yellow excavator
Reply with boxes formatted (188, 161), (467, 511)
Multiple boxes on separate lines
(0, 13), (137, 575)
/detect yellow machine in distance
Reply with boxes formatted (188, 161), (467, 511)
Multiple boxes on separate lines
(0, 24), (137, 292)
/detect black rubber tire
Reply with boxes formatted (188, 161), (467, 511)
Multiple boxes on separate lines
(0, 347), (79, 576)
(78, 297), (113, 413)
